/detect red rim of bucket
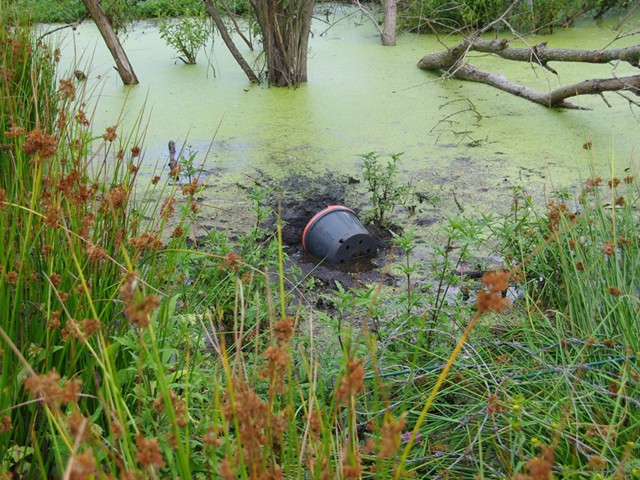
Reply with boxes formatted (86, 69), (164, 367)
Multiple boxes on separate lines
(302, 205), (355, 252)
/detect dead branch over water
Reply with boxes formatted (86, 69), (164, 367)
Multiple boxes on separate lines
(418, 37), (640, 109)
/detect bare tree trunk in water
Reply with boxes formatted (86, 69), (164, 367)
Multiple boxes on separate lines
(81, 0), (138, 85)
(251, 0), (315, 87)
(381, 0), (397, 46)
(203, 0), (259, 83)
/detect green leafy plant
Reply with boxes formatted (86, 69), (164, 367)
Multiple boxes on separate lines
(398, 0), (635, 34)
(158, 12), (212, 65)
(360, 151), (411, 226)
(178, 145), (200, 182)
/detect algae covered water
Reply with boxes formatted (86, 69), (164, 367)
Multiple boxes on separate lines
(50, 6), (638, 234)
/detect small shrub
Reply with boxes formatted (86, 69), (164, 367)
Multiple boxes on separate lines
(360, 151), (411, 226)
(158, 12), (212, 64)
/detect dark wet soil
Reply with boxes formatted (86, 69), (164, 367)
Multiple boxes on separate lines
(246, 170), (401, 290)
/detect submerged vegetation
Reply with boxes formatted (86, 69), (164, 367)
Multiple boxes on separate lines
(2, 2), (640, 480)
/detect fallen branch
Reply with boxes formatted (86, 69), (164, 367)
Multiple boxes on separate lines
(418, 36), (640, 109)
(38, 19), (85, 40)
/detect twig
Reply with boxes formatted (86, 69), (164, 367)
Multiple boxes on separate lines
(614, 2), (639, 30)
(451, 189), (464, 212)
(352, 0), (384, 35)
(38, 19), (85, 40)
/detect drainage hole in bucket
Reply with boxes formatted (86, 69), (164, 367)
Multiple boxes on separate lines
(345, 245), (350, 250)
(339, 239), (344, 243)
(359, 239), (363, 244)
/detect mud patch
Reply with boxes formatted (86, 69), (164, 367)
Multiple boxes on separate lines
(242, 170), (398, 290)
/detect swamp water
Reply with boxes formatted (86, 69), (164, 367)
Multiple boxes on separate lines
(48, 6), (639, 274)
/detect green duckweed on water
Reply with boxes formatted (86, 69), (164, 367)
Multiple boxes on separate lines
(48, 6), (638, 239)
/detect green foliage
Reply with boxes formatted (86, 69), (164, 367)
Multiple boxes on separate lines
(177, 145), (200, 181)
(479, 178), (640, 349)
(398, 0), (636, 34)
(6, 0), (86, 23)
(135, 0), (205, 18)
(360, 151), (411, 226)
(158, 12), (212, 64)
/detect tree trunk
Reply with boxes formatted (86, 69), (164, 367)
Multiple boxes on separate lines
(381, 0), (397, 46)
(81, 0), (138, 85)
(418, 37), (640, 109)
(203, 0), (259, 83)
(250, 0), (315, 87)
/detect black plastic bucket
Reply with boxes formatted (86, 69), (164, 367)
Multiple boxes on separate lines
(302, 206), (377, 263)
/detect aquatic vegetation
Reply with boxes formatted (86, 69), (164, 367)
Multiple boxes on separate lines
(158, 12), (212, 65)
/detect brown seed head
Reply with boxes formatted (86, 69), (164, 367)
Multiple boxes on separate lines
(75, 110), (90, 126)
(608, 286), (623, 297)
(378, 414), (407, 459)
(588, 455), (606, 470)
(160, 197), (177, 219)
(119, 271), (139, 302)
(23, 369), (82, 407)
(171, 225), (184, 238)
(58, 78), (75, 100)
(103, 185), (128, 210)
(0, 416), (12, 433)
(135, 434), (166, 470)
(482, 270), (509, 293)
(223, 251), (241, 270)
(128, 232), (163, 252)
(181, 178), (203, 196)
(219, 457), (236, 480)
(102, 125), (117, 142)
(476, 290), (509, 314)
(23, 129), (57, 158)
(273, 317), (294, 345)
(125, 294), (160, 328)
(602, 241), (616, 256)
(4, 125), (24, 138)
(67, 410), (91, 443)
(336, 358), (365, 405)
(68, 451), (96, 480)
(5, 271), (19, 285)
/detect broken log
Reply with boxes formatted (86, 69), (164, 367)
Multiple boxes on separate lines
(418, 37), (640, 109)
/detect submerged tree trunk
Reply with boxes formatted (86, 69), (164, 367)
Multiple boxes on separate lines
(250, 0), (315, 87)
(81, 0), (138, 85)
(418, 37), (640, 109)
(381, 0), (397, 46)
(203, 0), (259, 83)
(353, 0), (397, 47)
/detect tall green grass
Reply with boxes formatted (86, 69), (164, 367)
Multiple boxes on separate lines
(1, 2), (639, 478)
